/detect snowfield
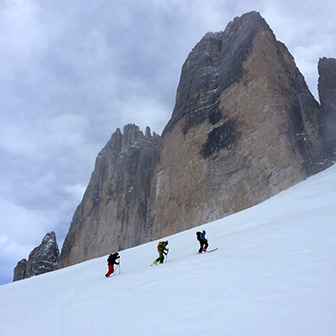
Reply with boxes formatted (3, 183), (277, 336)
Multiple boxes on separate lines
(1, 164), (336, 336)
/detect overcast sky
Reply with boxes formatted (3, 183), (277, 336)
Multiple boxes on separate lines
(0, 0), (335, 285)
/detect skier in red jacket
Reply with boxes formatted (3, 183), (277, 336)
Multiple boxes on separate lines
(105, 252), (120, 277)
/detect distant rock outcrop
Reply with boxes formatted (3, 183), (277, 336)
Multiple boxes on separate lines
(58, 11), (333, 268)
(318, 57), (336, 153)
(13, 232), (59, 281)
(13, 259), (28, 281)
(59, 125), (161, 267)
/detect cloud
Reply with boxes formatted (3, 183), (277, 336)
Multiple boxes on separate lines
(0, 197), (50, 244)
(261, 1), (336, 99)
(0, 196), (53, 283)
(63, 184), (86, 204)
(0, 194), (56, 284)
(0, 1), (48, 77)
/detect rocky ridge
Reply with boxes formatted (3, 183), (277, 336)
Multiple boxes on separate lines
(13, 232), (59, 281)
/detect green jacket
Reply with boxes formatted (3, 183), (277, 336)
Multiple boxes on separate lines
(158, 241), (168, 253)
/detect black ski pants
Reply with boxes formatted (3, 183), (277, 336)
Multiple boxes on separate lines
(198, 239), (208, 253)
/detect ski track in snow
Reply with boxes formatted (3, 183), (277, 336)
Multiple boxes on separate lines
(1, 165), (336, 336)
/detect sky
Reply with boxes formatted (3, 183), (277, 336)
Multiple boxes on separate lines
(0, 0), (335, 285)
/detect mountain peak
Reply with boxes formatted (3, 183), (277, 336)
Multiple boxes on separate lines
(225, 11), (268, 34)
(164, 12), (273, 134)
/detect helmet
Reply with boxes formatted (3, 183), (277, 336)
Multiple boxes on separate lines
(165, 241), (168, 244)
(203, 230), (206, 234)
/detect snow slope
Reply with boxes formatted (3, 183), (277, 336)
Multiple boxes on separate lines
(1, 165), (336, 336)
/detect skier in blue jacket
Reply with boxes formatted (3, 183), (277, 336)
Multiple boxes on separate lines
(196, 230), (208, 253)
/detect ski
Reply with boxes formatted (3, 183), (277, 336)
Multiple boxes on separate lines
(197, 247), (218, 254)
(207, 247), (218, 253)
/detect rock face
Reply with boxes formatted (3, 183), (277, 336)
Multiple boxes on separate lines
(59, 11), (333, 268)
(146, 11), (332, 237)
(13, 259), (28, 281)
(59, 125), (161, 267)
(318, 57), (336, 153)
(13, 232), (59, 281)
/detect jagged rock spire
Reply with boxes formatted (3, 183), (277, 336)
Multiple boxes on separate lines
(13, 232), (59, 281)
(164, 11), (270, 134)
(59, 125), (161, 267)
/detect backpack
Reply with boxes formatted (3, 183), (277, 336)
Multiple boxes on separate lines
(157, 242), (163, 250)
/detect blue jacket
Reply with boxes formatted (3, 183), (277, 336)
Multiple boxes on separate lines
(196, 231), (207, 242)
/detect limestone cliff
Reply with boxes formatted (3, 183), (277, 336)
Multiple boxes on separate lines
(318, 57), (336, 153)
(58, 11), (333, 268)
(59, 125), (161, 267)
(13, 232), (59, 281)
(147, 11), (332, 238)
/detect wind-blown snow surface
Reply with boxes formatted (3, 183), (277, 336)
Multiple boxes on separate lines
(1, 165), (336, 336)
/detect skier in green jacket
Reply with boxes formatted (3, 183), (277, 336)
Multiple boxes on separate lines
(153, 241), (169, 264)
